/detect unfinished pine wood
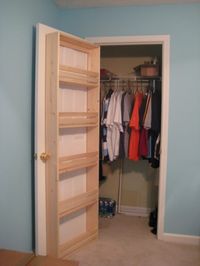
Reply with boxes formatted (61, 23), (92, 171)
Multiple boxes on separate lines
(60, 65), (98, 78)
(86, 202), (99, 233)
(60, 33), (97, 53)
(59, 189), (98, 218)
(86, 47), (100, 235)
(59, 112), (98, 128)
(46, 32), (59, 257)
(59, 73), (98, 88)
(59, 228), (98, 258)
(59, 152), (98, 174)
(59, 72), (98, 86)
(45, 30), (99, 258)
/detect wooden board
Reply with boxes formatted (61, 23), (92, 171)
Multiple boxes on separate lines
(45, 30), (100, 258)
(59, 229), (98, 258)
(59, 112), (98, 128)
(45, 32), (59, 257)
(59, 152), (98, 174)
(59, 189), (98, 218)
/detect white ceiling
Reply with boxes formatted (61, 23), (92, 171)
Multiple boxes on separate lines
(55, 0), (200, 9)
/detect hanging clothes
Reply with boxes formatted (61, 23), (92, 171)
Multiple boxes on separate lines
(139, 128), (148, 157)
(100, 78), (161, 166)
(119, 92), (126, 158)
(113, 90), (124, 159)
(106, 90), (124, 161)
(119, 92), (134, 158)
(151, 88), (161, 132)
(101, 88), (113, 162)
(123, 92), (134, 158)
(129, 92), (143, 161)
(143, 92), (152, 129)
(139, 93), (147, 128)
(149, 87), (161, 168)
(154, 134), (160, 160)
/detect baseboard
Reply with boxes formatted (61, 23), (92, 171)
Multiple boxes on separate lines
(117, 205), (151, 217)
(159, 233), (200, 246)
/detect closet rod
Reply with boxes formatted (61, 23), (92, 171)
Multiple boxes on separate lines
(100, 77), (161, 82)
(100, 80), (161, 85)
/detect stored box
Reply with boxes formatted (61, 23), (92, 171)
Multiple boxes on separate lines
(134, 64), (159, 77)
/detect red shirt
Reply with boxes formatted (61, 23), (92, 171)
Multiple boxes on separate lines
(129, 92), (143, 160)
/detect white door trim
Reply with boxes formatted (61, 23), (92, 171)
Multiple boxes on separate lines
(161, 233), (200, 246)
(86, 35), (170, 240)
(35, 23), (58, 255)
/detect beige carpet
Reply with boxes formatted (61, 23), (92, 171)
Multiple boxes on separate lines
(67, 214), (200, 266)
(0, 250), (78, 266)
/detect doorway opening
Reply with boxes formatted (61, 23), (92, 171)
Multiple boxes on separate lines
(86, 35), (170, 241)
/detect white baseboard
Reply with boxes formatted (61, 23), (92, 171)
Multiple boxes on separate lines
(117, 205), (151, 217)
(159, 233), (200, 246)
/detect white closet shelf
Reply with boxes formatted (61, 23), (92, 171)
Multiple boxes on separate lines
(59, 152), (98, 174)
(59, 65), (99, 88)
(58, 189), (98, 219)
(59, 112), (98, 128)
(59, 228), (98, 258)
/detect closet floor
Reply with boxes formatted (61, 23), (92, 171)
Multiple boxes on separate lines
(67, 214), (200, 266)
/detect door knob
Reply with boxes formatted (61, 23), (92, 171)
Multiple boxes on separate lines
(40, 152), (50, 162)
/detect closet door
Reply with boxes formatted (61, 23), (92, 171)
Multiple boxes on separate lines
(36, 25), (100, 258)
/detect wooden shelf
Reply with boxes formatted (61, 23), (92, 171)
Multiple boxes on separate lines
(59, 65), (99, 88)
(59, 152), (98, 174)
(45, 30), (99, 258)
(59, 189), (98, 218)
(59, 112), (98, 128)
(60, 33), (98, 53)
(59, 228), (98, 258)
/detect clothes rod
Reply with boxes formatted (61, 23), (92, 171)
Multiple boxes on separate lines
(101, 77), (161, 82)
(101, 79), (149, 82)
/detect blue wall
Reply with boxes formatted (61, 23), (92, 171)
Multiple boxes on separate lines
(0, 1), (200, 254)
(0, 0), (59, 252)
(59, 4), (200, 236)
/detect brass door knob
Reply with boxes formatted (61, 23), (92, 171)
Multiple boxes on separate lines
(40, 152), (50, 162)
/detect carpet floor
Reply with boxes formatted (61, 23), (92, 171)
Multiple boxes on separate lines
(0, 250), (78, 266)
(67, 214), (200, 266)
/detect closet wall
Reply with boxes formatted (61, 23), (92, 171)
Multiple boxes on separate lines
(100, 45), (162, 212)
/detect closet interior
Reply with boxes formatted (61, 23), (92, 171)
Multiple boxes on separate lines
(99, 44), (162, 233)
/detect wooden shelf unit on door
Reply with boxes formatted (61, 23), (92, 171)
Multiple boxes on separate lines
(45, 31), (100, 258)
(59, 152), (98, 174)
(59, 65), (99, 88)
(59, 112), (98, 128)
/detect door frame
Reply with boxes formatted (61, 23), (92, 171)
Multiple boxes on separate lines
(86, 35), (170, 241)
(35, 27), (170, 255)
